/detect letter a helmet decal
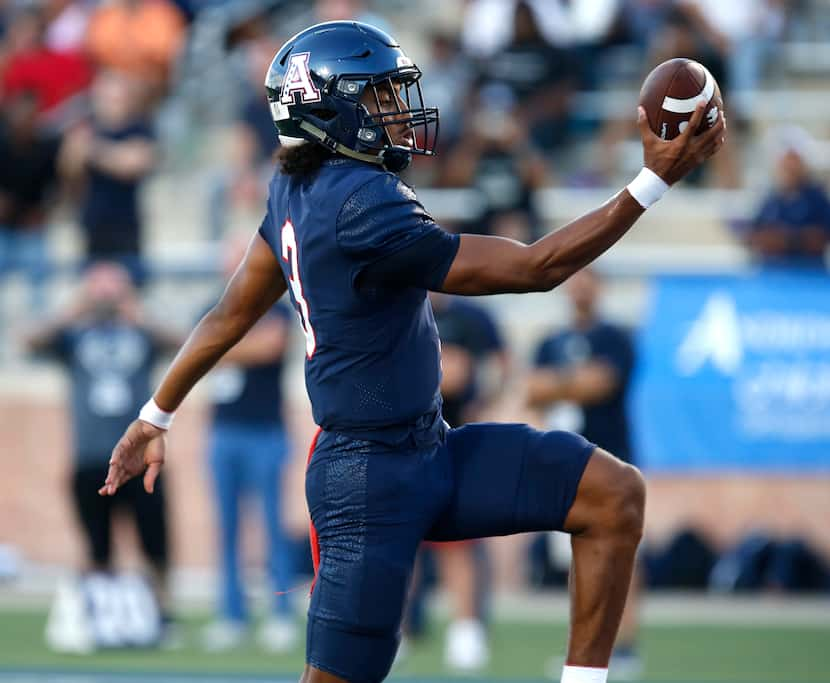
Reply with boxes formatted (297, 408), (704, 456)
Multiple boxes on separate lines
(280, 52), (322, 106)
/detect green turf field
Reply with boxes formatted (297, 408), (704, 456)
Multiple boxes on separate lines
(0, 609), (828, 682)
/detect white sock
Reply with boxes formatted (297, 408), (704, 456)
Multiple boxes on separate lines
(560, 664), (608, 683)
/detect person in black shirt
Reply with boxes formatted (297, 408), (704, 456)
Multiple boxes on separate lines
(744, 128), (830, 267)
(59, 71), (157, 283)
(474, 0), (575, 152)
(527, 267), (642, 679)
(437, 82), (548, 241)
(0, 89), (60, 312)
(431, 292), (507, 429)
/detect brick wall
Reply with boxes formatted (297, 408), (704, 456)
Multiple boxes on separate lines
(2, 397), (828, 590)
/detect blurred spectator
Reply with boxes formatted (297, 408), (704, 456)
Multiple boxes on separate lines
(647, 1), (785, 187)
(528, 268), (635, 495)
(405, 292), (509, 672)
(207, 9), (280, 239)
(649, 6), (740, 187)
(649, 5), (727, 95)
(21, 261), (182, 638)
(622, 0), (673, 52)
(596, 4), (740, 187)
(313, 0), (391, 33)
(675, 0), (786, 120)
(526, 267), (641, 679)
(200, 234), (297, 653)
(59, 71), (158, 283)
(462, 0), (620, 60)
(44, 0), (95, 52)
(437, 83), (547, 239)
(0, 89), (61, 312)
(1, 5), (92, 123)
(466, 1), (575, 153)
(85, 0), (186, 97)
(417, 29), (472, 154)
(429, 292), (508, 430)
(743, 126), (830, 268)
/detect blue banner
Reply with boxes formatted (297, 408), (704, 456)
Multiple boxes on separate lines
(631, 271), (830, 473)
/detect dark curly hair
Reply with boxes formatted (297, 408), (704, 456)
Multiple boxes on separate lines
(277, 142), (333, 177)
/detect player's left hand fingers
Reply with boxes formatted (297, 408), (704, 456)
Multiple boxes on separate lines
(143, 462), (161, 494)
(100, 444), (124, 495)
(99, 463), (121, 496)
(636, 106), (659, 145)
(688, 113), (725, 161)
(678, 101), (707, 146)
(693, 111), (725, 151)
(701, 132), (726, 161)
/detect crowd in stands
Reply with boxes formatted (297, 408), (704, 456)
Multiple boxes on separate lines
(0, 0), (827, 301)
(1, 0), (829, 669)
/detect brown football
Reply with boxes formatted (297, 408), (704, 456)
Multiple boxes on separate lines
(639, 58), (723, 140)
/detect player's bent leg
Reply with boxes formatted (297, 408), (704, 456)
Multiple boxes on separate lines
(426, 424), (597, 541)
(561, 448), (646, 668)
(425, 424), (644, 674)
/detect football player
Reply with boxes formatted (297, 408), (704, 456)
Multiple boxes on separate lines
(101, 21), (725, 683)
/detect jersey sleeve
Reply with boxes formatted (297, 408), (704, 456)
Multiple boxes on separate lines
(336, 173), (460, 291)
(257, 200), (279, 257)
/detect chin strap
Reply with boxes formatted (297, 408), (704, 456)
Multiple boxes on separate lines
(299, 120), (385, 166)
(297, 120), (412, 172)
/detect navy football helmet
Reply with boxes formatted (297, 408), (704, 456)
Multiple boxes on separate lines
(264, 21), (439, 172)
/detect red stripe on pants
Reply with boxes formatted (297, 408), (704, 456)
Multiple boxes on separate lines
(306, 427), (323, 594)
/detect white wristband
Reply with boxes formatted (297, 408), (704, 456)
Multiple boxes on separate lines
(560, 665), (608, 683)
(138, 398), (175, 431)
(626, 167), (669, 209)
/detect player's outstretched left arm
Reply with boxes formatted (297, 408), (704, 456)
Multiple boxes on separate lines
(440, 102), (725, 296)
(100, 233), (287, 496)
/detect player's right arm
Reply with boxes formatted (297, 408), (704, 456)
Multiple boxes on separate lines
(100, 233), (287, 496)
(440, 103), (725, 296)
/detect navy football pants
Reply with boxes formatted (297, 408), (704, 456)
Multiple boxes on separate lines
(304, 422), (595, 683)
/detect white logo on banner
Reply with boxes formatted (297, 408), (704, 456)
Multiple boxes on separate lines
(676, 292), (742, 376)
(676, 291), (830, 439)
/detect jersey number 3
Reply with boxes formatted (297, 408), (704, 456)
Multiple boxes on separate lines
(281, 219), (316, 358)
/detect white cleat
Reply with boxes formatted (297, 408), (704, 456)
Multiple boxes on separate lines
(258, 616), (298, 653)
(445, 618), (490, 672)
(201, 619), (246, 652)
(608, 648), (644, 681)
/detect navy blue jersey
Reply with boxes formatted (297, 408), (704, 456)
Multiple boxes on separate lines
(258, 159), (460, 432)
(534, 322), (634, 462)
